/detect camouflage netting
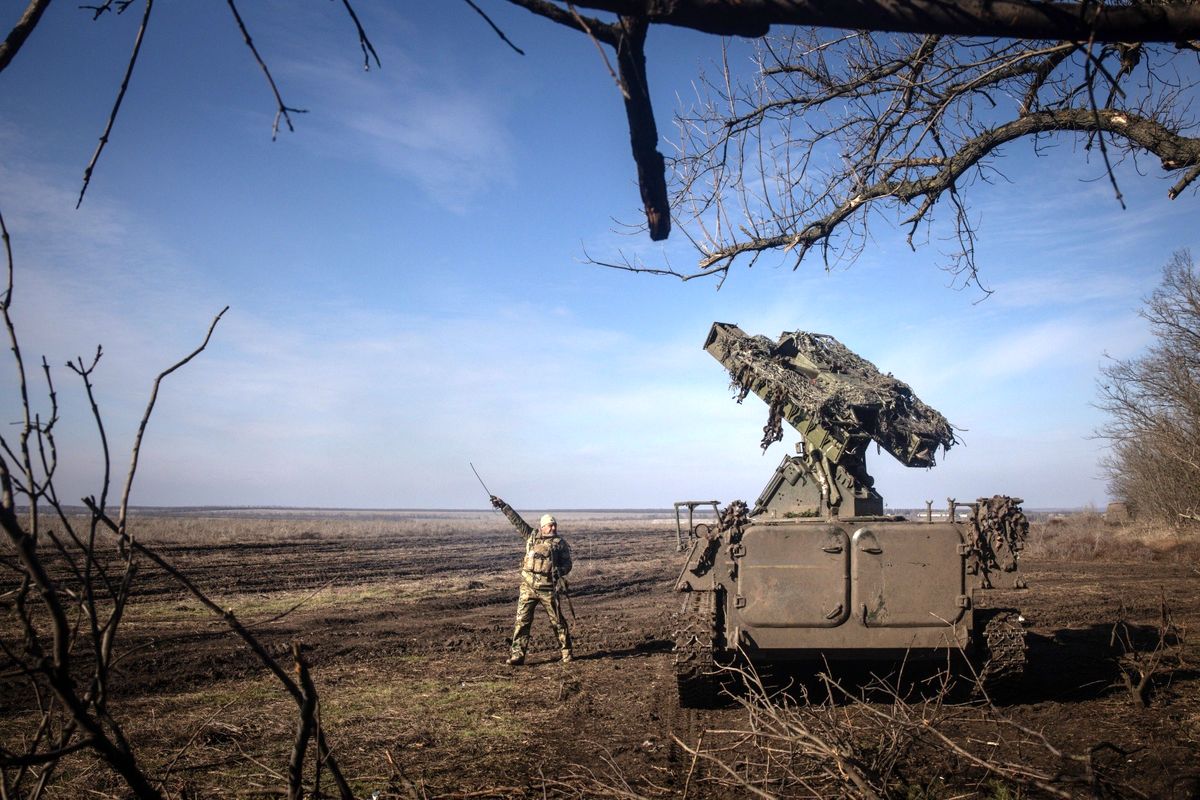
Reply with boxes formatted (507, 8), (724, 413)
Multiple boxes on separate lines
(971, 495), (1028, 586)
(720, 328), (957, 467)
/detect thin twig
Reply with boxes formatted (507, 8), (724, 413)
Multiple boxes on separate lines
(77, 0), (154, 208)
(462, 0), (524, 55)
(568, 3), (627, 99)
(338, 0), (380, 69)
(159, 698), (239, 785)
(225, 0), (307, 139)
(680, 728), (705, 799)
(116, 306), (228, 538)
(1083, 36), (1126, 209)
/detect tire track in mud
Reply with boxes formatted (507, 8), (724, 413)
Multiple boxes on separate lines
(101, 522), (676, 597)
(72, 523), (686, 699)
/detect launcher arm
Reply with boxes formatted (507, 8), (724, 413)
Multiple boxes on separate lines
(706, 321), (953, 518)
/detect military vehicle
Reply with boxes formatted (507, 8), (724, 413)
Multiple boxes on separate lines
(672, 322), (1028, 706)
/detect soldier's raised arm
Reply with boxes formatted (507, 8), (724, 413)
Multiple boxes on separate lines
(490, 495), (533, 539)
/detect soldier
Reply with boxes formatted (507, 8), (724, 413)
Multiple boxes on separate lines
(490, 495), (574, 665)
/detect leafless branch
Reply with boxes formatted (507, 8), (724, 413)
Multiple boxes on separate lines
(1110, 594), (1187, 707)
(658, 32), (1200, 286)
(116, 306), (227, 538)
(79, 1), (136, 21)
(0, 215), (353, 797)
(82, 500), (355, 799)
(0, 0), (52, 73)
(504, 0), (618, 43)
(76, 0), (153, 209)
(463, 0), (525, 55)
(1, 207), (39, 542)
(529, 0), (1200, 43)
(287, 642), (318, 800)
(158, 698), (239, 785)
(226, 0), (307, 141)
(615, 15), (670, 239)
(338, 0), (380, 69)
(569, 3), (628, 99)
(573, 662), (1144, 799)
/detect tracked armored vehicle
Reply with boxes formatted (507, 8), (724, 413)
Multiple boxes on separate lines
(673, 323), (1028, 706)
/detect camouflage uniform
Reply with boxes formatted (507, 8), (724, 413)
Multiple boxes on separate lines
(492, 497), (573, 665)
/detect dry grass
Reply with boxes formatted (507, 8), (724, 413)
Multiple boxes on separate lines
(554, 665), (1138, 800)
(6, 509), (1199, 798)
(106, 509), (676, 545)
(1025, 509), (1200, 562)
(98, 506), (1200, 562)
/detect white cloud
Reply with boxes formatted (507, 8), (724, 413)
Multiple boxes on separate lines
(970, 319), (1090, 378)
(273, 29), (516, 213)
(969, 313), (1149, 381)
(873, 429), (1109, 509)
(984, 272), (1145, 310)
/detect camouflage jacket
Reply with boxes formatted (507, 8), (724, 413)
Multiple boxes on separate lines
(497, 502), (572, 590)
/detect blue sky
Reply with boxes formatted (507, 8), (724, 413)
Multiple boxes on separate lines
(1, 2), (1196, 510)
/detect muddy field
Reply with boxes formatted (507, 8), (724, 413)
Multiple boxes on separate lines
(3, 509), (1199, 798)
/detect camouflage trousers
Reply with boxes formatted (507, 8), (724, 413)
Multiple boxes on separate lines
(510, 582), (572, 661)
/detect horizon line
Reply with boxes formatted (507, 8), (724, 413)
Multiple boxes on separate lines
(34, 503), (1092, 514)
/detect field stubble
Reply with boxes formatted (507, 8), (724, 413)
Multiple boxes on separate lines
(2, 510), (1198, 798)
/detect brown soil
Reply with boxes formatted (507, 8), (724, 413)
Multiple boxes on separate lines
(3, 511), (1199, 798)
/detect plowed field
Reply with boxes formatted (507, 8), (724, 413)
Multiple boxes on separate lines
(3, 510), (1198, 798)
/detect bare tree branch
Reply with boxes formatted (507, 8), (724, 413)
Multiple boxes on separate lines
(82, 501), (355, 799)
(648, 33), (1200, 285)
(706, 107), (1197, 269)
(1, 213), (357, 797)
(571, 2), (628, 98)
(615, 15), (670, 239)
(504, 0), (620, 43)
(567, 660), (1144, 799)
(539, 0), (1200, 43)
(501, 3), (671, 238)
(0, 0), (52, 74)
(463, 0), (526, 55)
(225, 0), (307, 141)
(286, 642), (318, 800)
(338, 0), (380, 69)
(76, 0), (153, 209)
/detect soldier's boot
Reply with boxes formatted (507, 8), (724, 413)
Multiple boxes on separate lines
(508, 631), (531, 666)
(554, 625), (574, 666)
